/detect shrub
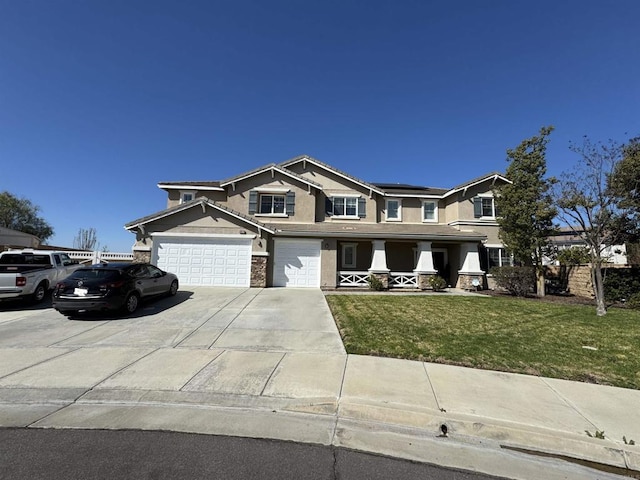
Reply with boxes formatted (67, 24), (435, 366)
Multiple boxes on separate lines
(627, 292), (640, 310)
(367, 274), (385, 291)
(603, 267), (640, 303)
(556, 247), (591, 265)
(490, 266), (535, 297)
(428, 275), (447, 291)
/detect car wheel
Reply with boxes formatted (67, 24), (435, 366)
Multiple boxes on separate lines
(168, 280), (179, 296)
(124, 292), (139, 314)
(31, 282), (47, 303)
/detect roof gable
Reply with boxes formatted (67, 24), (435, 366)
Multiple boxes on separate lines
(125, 197), (274, 234)
(219, 163), (322, 190)
(444, 172), (511, 197)
(281, 155), (385, 195)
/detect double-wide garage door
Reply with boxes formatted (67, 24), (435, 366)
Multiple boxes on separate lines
(273, 239), (321, 288)
(153, 236), (252, 287)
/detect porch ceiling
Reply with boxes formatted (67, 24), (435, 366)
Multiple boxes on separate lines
(266, 222), (486, 242)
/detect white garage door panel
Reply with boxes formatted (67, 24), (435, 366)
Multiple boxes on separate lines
(153, 237), (252, 287)
(273, 239), (321, 288)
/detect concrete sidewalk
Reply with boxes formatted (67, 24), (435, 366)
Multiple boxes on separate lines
(0, 288), (638, 479)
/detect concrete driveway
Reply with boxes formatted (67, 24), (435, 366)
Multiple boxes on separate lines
(1, 288), (637, 480)
(0, 287), (345, 353)
(0, 287), (347, 422)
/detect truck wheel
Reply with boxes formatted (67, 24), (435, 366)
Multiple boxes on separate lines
(31, 282), (47, 303)
(123, 292), (139, 314)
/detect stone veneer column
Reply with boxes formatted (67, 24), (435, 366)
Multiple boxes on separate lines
(368, 240), (389, 289)
(414, 241), (438, 290)
(132, 247), (151, 264)
(456, 242), (485, 290)
(250, 255), (268, 288)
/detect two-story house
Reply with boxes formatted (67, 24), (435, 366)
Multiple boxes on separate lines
(125, 155), (510, 290)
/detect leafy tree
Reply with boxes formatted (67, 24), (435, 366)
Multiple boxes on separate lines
(608, 137), (640, 243)
(73, 227), (99, 251)
(494, 126), (557, 297)
(553, 137), (623, 316)
(0, 191), (54, 241)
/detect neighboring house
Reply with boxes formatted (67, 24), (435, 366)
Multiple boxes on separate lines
(125, 155), (510, 289)
(545, 227), (628, 265)
(0, 227), (40, 251)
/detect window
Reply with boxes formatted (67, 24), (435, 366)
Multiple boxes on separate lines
(259, 194), (285, 214)
(487, 247), (512, 268)
(341, 243), (357, 268)
(385, 199), (401, 221)
(249, 190), (295, 216)
(422, 201), (438, 222)
(180, 190), (196, 204)
(326, 196), (366, 218)
(474, 196), (497, 218)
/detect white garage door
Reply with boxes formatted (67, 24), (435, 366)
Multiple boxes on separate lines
(273, 239), (321, 288)
(153, 236), (252, 287)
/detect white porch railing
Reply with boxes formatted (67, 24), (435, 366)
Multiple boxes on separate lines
(338, 271), (370, 287)
(65, 251), (134, 265)
(389, 272), (418, 288)
(338, 271), (419, 288)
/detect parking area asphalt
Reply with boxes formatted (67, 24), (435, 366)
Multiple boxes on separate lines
(0, 287), (638, 480)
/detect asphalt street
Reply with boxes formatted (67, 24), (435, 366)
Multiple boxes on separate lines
(0, 428), (504, 480)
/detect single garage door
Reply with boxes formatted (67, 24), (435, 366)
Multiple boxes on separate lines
(273, 239), (321, 287)
(153, 236), (252, 287)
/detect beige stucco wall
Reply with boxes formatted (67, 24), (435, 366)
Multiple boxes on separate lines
(286, 162), (378, 223)
(223, 171), (317, 224)
(320, 238), (337, 288)
(375, 197), (443, 224)
(166, 189), (227, 208)
(131, 205), (269, 253)
(466, 225), (501, 245)
(444, 179), (508, 223)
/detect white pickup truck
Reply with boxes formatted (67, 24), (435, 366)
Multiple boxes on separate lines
(0, 250), (80, 303)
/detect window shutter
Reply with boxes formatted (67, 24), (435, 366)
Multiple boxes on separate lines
(358, 197), (366, 218)
(286, 191), (295, 215)
(473, 197), (482, 218)
(325, 196), (334, 216)
(249, 191), (257, 214)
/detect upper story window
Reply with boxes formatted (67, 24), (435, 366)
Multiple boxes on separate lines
(385, 199), (401, 221)
(473, 196), (497, 219)
(249, 190), (295, 216)
(326, 195), (366, 219)
(259, 194), (285, 214)
(180, 190), (196, 204)
(422, 200), (438, 222)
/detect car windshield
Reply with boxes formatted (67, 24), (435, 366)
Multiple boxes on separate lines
(68, 269), (121, 282)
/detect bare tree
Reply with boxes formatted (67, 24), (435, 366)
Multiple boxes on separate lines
(73, 227), (99, 251)
(553, 137), (622, 316)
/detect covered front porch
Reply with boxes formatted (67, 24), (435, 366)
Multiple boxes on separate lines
(334, 239), (485, 290)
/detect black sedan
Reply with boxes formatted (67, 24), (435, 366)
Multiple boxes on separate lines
(53, 263), (179, 316)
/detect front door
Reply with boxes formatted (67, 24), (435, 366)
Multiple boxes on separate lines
(432, 249), (449, 285)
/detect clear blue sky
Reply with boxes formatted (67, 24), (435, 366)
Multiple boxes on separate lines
(1, 0), (638, 251)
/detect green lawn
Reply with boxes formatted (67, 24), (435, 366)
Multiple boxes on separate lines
(325, 294), (640, 389)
